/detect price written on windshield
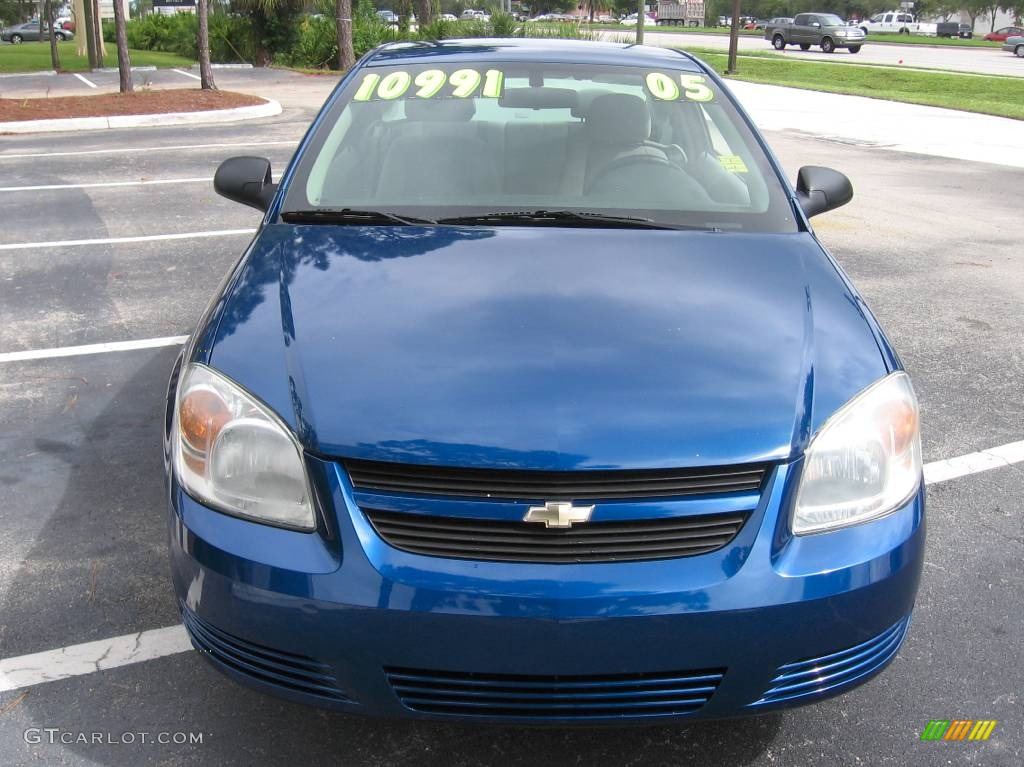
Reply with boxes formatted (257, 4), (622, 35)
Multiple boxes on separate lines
(353, 69), (505, 101)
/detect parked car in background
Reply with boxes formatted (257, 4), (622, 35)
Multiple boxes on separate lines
(985, 26), (1024, 42)
(440, 13), (457, 21)
(766, 13), (865, 53)
(54, 16), (74, 31)
(376, 9), (398, 24)
(1, 21), (73, 43)
(1004, 34), (1024, 56)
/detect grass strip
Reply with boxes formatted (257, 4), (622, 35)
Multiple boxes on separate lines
(0, 41), (193, 74)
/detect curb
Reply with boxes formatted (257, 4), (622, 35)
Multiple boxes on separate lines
(0, 69), (57, 78)
(0, 97), (282, 134)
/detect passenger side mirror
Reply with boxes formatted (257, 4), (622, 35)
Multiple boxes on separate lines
(796, 166), (853, 218)
(214, 156), (276, 211)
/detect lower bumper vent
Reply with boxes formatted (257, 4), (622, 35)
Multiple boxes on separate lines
(385, 666), (724, 719)
(750, 616), (910, 707)
(181, 606), (348, 703)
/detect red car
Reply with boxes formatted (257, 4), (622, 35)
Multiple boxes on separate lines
(984, 26), (1023, 42)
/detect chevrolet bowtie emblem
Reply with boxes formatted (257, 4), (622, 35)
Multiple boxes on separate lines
(523, 501), (595, 529)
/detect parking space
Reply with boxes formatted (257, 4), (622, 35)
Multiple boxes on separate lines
(0, 73), (1022, 766)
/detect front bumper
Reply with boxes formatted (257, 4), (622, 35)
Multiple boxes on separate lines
(834, 35), (866, 48)
(167, 458), (925, 723)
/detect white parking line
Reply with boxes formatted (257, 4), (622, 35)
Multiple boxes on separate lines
(0, 626), (191, 693)
(0, 228), (255, 252)
(172, 68), (203, 81)
(73, 72), (98, 89)
(0, 177), (212, 193)
(0, 141), (297, 161)
(0, 438), (1019, 692)
(923, 440), (1024, 485)
(0, 336), (189, 364)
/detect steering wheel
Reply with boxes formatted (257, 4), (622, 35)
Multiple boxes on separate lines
(585, 152), (681, 196)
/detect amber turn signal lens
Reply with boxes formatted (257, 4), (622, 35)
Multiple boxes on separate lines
(179, 388), (232, 470)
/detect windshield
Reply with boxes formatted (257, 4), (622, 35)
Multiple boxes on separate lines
(282, 61), (797, 232)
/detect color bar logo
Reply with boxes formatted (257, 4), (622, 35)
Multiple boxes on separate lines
(921, 720), (997, 741)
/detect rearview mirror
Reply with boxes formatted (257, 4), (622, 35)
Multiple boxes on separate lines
(795, 166), (853, 218)
(214, 156), (276, 211)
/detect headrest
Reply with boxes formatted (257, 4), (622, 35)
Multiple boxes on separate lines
(403, 97), (476, 122)
(585, 93), (651, 145)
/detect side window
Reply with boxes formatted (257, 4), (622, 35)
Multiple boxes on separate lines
(884, 14), (893, 22)
(794, 14), (807, 25)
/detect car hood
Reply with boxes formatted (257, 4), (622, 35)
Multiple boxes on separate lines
(205, 224), (889, 470)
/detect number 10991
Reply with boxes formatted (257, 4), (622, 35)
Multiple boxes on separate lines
(353, 69), (505, 101)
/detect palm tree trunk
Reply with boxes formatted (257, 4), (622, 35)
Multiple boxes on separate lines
(198, 0), (217, 89)
(336, 0), (355, 71)
(46, 0), (61, 71)
(413, 0), (433, 27)
(92, 0), (105, 66)
(112, 0), (132, 92)
(81, 0), (97, 68)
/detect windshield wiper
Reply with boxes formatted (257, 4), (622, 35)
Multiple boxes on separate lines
(436, 210), (694, 230)
(281, 208), (436, 226)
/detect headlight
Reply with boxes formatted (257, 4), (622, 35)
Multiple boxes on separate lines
(172, 363), (316, 531)
(835, 29), (848, 36)
(793, 372), (921, 535)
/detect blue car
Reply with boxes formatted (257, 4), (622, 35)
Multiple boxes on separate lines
(165, 39), (924, 722)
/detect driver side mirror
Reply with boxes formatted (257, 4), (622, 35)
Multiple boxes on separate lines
(214, 156), (277, 211)
(796, 166), (853, 218)
(811, 21), (821, 27)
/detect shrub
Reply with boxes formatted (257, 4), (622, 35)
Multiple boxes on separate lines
(278, 15), (337, 69)
(122, 13), (251, 63)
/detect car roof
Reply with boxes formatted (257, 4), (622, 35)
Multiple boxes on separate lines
(366, 38), (704, 71)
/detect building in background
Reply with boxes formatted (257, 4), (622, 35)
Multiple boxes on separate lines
(153, 0), (196, 16)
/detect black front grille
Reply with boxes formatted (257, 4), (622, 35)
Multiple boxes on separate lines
(385, 666), (724, 719)
(365, 508), (748, 563)
(181, 607), (348, 703)
(345, 459), (766, 501)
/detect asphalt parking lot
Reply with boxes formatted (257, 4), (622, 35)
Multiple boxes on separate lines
(0, 70), (1022, 766)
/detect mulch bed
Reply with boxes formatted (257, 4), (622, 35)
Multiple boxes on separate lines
(0, 89), (265, 122)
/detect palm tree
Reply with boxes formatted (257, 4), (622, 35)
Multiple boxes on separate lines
(45, 0), (61, 71)
(112, 0), (133, 92)
(414, 0), (434, 27)
(234, 0), (305, 67)
(336, 0), (355, 71)
(198, 0), (217, 89)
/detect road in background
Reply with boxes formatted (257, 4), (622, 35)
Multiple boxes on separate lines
(601, 30), (1024, 77)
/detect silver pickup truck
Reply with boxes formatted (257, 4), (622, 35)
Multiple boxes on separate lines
(765, 13), (866, 53)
